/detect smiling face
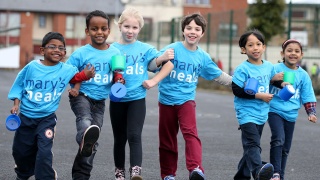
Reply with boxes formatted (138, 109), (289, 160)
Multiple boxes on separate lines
(40, 39), (66, 66)
(85, 16), (110, 49)
(281, 42), (303, 69)
(119, 17), (140, 44)
(241, 34), (266, 64)
(183, 20), (204, 50)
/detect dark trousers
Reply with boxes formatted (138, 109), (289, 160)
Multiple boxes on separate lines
(109, 98), (146, 168)
(234, 122), (265, 180)
(13, 113), (57, 180)
(69, 94), (105, 180)
(268, 112), (295, 180)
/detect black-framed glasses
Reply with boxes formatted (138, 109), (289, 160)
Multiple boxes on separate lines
(44, 45), (66, 51)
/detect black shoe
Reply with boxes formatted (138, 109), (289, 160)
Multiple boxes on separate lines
(255, 163), (274, 180)
(80, 125), (100, 157)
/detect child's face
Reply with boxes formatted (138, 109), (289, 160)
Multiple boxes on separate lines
(241, 34), (265, 62)
(183, 20), (204, 46)
(281, 42), (303, 69)
(119, 17), (140, 44)
(85, 16), (110, 49)
(40, 39), (66, 65)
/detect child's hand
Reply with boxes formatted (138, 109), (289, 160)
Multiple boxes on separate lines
(162, 48), (175, 61)
(281, 82), (291, 88)
(255, 93), (273, 103)
(84, 64), (96, 78)
(10, 105), (19, 114)
(143, 79), (157, 90)
(69, 88), (79, 97)
(272, 72), (284, 81)
(308, 114), (317, 123)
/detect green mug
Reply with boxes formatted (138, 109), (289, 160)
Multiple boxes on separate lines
(283, 72), (295, 85)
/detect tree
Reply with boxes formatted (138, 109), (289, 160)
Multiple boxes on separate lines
(247, 0), (286, 45)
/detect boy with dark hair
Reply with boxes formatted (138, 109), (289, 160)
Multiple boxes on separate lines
(66, 10), (121, 180)
(8, 31), (94, 180)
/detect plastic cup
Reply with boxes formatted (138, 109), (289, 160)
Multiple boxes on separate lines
(6, 114), (21, 131)
(279, 85), (295, 101)
(111, 55), (126, 72)
(283, 72), (295, 85)
(109, 83), (127, 102)
(244, 78), (259, 95)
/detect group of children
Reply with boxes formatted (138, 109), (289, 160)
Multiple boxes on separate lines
(7, 7), (316, 180)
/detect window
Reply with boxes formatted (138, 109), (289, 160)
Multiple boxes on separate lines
(65, 15), (86, 39)
(292, 10), (305, 18)
(139, 18), (152, 41)
(39, 15), (46, 28)
(185, 0), (210, 5)
(218, 23), (238, 41)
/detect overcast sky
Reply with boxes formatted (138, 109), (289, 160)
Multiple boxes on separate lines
(248, 0), (320, 3)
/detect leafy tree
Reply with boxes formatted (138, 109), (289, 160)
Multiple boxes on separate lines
(247, 0), (286, 45)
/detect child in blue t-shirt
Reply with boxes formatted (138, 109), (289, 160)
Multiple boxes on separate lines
(65, 10), (121, 179)
(109, 7), (174, 180)
(268, 39), (317, 180)
(157, 13), (232, 180)
(232, 29), (284, 180)
(7, 32), (94, 180)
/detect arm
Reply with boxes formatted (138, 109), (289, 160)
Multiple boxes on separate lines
(304, 102), (317, 123)
(69, 64), (95, 84)
(232, 82), (273, 103)
(143, 61), (174, 90)
(148, 48), (174, 71)
(214, 71), (232, 87)
(69, 83), (81, 97)
(10, 98), (20, 114)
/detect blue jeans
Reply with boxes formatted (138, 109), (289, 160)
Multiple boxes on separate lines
(234, 122), (265, 180)
(268, 112), (295, 180)
(69, 94), (105, 180)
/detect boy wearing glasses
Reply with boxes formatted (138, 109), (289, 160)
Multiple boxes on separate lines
(8, 32), (95, 180)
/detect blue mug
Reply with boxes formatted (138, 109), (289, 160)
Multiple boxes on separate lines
(279, 85), (295, 101)
(109, 83), (127, 102)
(244, 78), (259, 95)
(6, 114), (21, 131)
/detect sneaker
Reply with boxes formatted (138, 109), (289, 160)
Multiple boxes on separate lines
(80, 125), (100, 157)
(255, 163), (274, 180)
(115, 168), (125, 180)
(271, 173), (280, 180)
(164, 175), (175, 180)
(130, 166), (143, 180)
(189, 166), (205, 180)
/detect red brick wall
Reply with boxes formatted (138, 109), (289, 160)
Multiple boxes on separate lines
(52, 14), (66, 36)
(19, 12), (34, 68)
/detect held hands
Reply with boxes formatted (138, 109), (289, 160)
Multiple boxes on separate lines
(308, 114), (317, 123)
(255, 93), (274, 103)
(83, 63), (95, 78)
(69, 88), (79, 97)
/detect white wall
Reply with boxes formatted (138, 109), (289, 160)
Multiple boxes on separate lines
(0, 46), (20, 68)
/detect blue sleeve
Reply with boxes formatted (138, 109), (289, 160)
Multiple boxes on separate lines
(200, 54), (222, 80)
(8, 65), (28, 101)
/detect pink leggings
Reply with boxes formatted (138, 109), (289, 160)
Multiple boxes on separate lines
(158, 101), (204, 178)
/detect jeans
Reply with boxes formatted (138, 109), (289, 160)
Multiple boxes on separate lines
(234, 122), (265, 180)
(69, 94), (105, 180)
(268, 112), (295, 180)
(109, 98), (146, 168)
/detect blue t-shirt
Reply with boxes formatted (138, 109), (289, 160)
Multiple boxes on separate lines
(8, 60), (78, 118)
(232, 60), (276, 125)
(111, 41), (158, 102)
(269, 62), (316, 122)
(158, 41), (222, 105)
(66, 44), (121, 100)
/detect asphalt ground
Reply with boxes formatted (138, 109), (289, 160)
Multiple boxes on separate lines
(0, 69), (319, 180)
